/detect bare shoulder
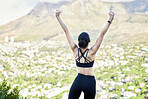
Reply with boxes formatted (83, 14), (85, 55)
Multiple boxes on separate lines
(89, 47), (96, 55)
(87, 47), (96, 61)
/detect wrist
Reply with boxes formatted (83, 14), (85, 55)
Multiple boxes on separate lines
(108, 18), (114, 24)
(109, 17), (114, 21)
(56, 16), (60, 19)
(108, 20), (111, 24)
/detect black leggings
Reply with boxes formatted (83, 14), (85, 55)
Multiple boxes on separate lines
(68, 73), (96, 99)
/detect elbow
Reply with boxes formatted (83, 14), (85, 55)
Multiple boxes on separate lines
(65, 30), (68, 33)
(72, 45), (77, 52)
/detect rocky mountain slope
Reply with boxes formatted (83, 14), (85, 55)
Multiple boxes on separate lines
(0, 0), (148, 43)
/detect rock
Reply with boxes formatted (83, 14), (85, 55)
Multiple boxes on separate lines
(123, 68), (131, 71)
(62, 92), (69, 99)
(120, 74), (125, 77)
(127, 56), (137, 59)
(0, 66), (4, 71)
(100, 95), (107, 98)
(108, 87), (114, 92)
(145, 70), (148, 73)
(142, 48), (148, 52)
(145, 58), (148, 61)
(139, 83), (145, 88)
(125, 76), (131, 82)
(0, 78), (3, 82)
(124, 92), (137, 98)
(57, 82), (62, 87)
(135, 88), (141, 93)
(141, 64), (148, 67)
(110, 81), (117, 87)
(44, 84), (51, 89)
(128, 86), (136, 90)
(122, 88), (125, 93)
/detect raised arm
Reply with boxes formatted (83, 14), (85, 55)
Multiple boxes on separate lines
(90, 12), (115, 55)
(56, 10), (77, 52)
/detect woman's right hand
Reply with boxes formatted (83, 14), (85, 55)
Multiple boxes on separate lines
(109, 12), (115, 21)
(56, 10), (61, 18)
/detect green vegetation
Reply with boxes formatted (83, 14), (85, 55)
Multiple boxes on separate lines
(0, 80), (20, 99)
(0, 41), (148, 98)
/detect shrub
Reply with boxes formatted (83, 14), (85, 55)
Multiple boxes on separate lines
(0, 80), (20, 99)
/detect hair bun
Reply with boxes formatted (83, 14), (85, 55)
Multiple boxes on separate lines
(78, 32), (90, 48)
(78, 39), (88, 48)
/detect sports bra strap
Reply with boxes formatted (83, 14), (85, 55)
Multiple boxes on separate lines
(79, 48), (88, 56)
(85, 49), (89, 57)
(77, 48), (91, 63)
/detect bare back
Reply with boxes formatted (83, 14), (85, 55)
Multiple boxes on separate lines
(73, 47), (95, 76)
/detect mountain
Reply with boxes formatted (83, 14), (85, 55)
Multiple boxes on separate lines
(101, 0), (148, 13)
(0, 0), (148, 44)
(28, 1), (70, 17)
(123, 0), (148, 13)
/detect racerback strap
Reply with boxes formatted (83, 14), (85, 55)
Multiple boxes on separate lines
(76, 48), (91, 63)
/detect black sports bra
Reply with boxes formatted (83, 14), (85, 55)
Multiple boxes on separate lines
(76, 48), (94, 68)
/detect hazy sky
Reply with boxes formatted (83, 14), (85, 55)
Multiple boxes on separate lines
(0, 0), (70, 26)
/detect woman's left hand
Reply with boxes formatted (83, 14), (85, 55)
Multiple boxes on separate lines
(56, 10), (61, 18)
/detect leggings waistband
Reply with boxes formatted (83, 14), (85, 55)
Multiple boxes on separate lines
(78, 73), (95, 78)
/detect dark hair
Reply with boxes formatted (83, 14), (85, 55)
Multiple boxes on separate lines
(78, 32), (90, 48)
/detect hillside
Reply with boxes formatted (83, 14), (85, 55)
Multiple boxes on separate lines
(0, 41), (148, 98)
(0, 0), (148, 44)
